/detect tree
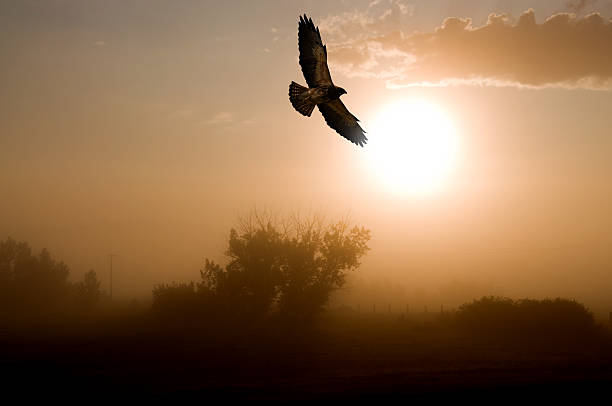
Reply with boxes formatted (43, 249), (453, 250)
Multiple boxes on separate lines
(201, 222), (285, 317)
(278, 218), (370, 318)
(0, 237), (106, 315)
(75, 270), (102, 309)
(198, 211), (371, 319)
(0, 237), (71, 312)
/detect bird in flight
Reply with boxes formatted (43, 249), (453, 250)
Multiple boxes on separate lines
(289, 14), (367, 147)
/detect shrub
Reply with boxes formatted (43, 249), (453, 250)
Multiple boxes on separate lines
(454, 296), (598, 341)
(152, 282), (199, 314)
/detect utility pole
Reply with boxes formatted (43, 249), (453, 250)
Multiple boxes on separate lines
(109, 254), (117, 299)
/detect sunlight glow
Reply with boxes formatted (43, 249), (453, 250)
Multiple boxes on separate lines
(366, 99), (460, 196)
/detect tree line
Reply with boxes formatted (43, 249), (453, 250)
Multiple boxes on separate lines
(0, 212), (372, 321)
(1, 210), (602, 340)
(0, 237), (102, 315)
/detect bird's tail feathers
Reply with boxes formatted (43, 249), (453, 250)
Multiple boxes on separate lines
(289, 81), (315, 117)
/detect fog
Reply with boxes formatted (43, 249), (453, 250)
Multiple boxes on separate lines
(3, 1), (612, 399)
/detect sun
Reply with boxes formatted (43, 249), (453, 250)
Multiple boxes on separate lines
(365, 99), (460, 196)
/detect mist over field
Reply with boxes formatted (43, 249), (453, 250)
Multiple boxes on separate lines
(2, 0), (612, 400)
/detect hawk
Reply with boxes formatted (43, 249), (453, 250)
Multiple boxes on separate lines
(289, 14), (367, 147)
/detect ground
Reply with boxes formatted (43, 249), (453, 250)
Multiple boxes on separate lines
(2, 312), (611, 401)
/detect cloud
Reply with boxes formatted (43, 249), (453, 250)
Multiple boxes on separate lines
(319, 0), (414, 41)
(199, 113), (254, 131)
(566, 0), (598, 13)
(200, 111), (234, 126)
(323, 9), (612, 89)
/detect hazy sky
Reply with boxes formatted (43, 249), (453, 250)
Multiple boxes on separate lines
(1, 0), (611, 312)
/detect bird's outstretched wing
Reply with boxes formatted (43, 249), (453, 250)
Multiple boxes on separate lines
(298, 14), (332, 88)
(318, 100), (367, 147)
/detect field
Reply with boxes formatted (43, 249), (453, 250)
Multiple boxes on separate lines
(3, 311), (611, 401)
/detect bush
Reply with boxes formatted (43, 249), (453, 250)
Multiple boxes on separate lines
(152, 282), (200, 315)
(454, 296), (598, 341)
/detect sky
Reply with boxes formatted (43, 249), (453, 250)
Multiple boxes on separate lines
(1, 0), (611, 313)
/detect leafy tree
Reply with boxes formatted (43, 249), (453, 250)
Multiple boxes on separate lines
(75, 269), (102, 308)
(0, 237), (70, 312)
(198, 211), (371, 319)
(278, 218), (371, 318)
(201, 223), (285, 317)
(0, 237), (106, 315)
